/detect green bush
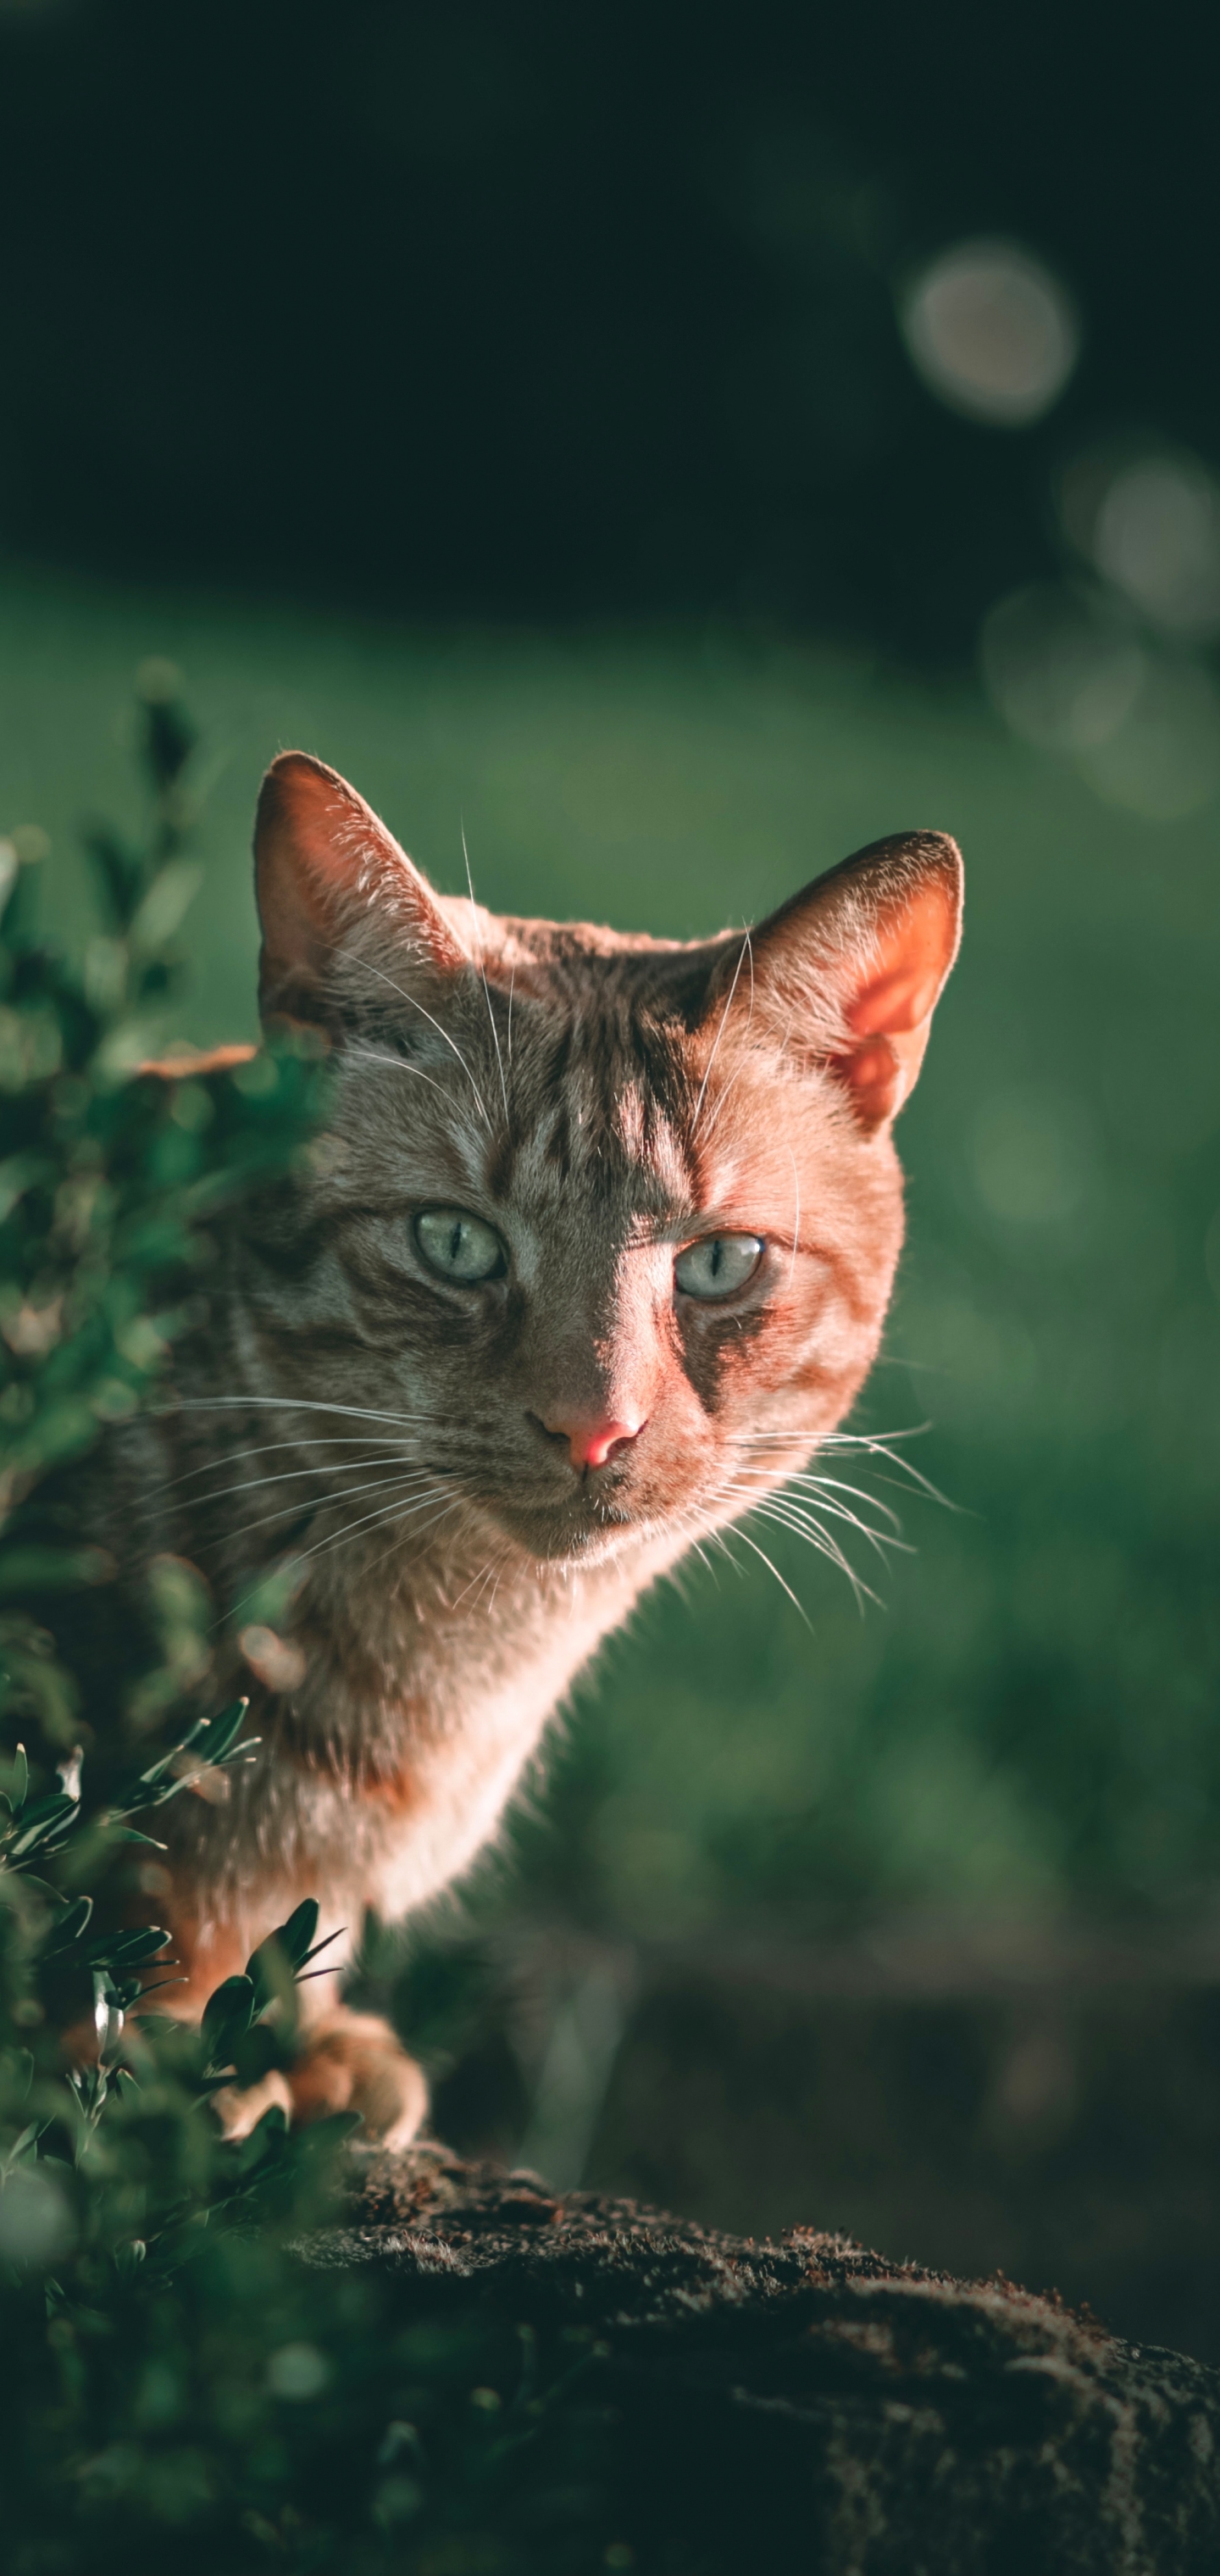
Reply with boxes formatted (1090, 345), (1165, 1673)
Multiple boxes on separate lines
(0, 684), (611, 2575)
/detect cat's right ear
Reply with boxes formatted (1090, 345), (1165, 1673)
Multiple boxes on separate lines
(254, 751), (466, 1034)
(701, 828), (962, 1132)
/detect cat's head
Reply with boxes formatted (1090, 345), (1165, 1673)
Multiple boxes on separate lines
(247, 752), (962, 1569)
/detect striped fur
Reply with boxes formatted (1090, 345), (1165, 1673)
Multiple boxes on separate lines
(96, 754), (962, 2140)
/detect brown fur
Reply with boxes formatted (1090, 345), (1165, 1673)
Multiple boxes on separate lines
(88, 754), (962, 2141)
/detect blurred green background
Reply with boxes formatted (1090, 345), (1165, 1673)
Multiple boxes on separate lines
(3, 0), (1218, 2358)
(4, 566), (1217, 1935)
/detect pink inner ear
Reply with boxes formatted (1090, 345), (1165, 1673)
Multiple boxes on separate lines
(255, 752), (466, 1024)
(831, 879), (960, 1129)
(262, 754), (396, 919)
(846, 881), (961, 1040)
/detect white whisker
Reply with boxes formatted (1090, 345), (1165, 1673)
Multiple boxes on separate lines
(462, 821), (510, 1128)
(690, 928), (751, 1140)
(227, 1487), (462, 1619)
(295, 1490), (463, 1580)
(149, 1451), (423, 1515)
(344, 1497), (473, 1594)
(320, 934), (493, 1133)
(735, 1496), (878, 1613)
(347, 1046), (451, 1102)
(721, 1520), (813, 1629)
(176, 1396), (439, 1430)
(785, 1145), (800, 1294)
(730, 1468), (907, 1544)
(223, 1465), (443, 1548)
(155, 1434), (426, 1496)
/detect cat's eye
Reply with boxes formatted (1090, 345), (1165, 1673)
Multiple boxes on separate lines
(674, 1233), (764, 1302)
(414, 1207), (507, 1285)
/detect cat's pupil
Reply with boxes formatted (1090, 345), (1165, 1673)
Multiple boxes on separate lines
(674, 1232), (763, 1302)
(414, 1207), (505, 1284)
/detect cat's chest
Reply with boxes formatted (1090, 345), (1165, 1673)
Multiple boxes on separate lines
(279, 1529), (648, 1790)
(264, 1549), (645, 1918)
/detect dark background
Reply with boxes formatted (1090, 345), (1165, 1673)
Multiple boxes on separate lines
(4, 0), (1220, 2367)
(1, 0), (1214, 655)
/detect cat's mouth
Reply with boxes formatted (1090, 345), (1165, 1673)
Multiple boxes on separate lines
(482, 1477), (677, 1568)
(503, 1503), (639, 1565)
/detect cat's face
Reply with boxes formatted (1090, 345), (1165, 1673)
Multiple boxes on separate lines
(246, 756), (962, 1572)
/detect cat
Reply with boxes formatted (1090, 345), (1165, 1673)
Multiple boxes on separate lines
(96, 750), (962, 2142)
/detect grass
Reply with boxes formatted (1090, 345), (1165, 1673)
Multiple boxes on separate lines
(3, 559), (1218, 1931)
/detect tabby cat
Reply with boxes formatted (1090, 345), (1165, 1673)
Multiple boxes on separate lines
(104, 752), (962, 2140)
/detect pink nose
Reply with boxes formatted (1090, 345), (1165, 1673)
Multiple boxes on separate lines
(554, 1416), (645, 1471)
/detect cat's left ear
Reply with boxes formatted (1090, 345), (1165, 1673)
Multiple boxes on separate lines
(253, 751), (467, 1032)
(719, 830), (962, 1131)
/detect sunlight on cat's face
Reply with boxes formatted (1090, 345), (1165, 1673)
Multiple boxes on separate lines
(241, 753), (962, 1578)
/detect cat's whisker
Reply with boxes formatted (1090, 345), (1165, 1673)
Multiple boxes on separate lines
(690, 927), (750, 1139)
(347, 1046), (452, 1102)
(729, 1465), (907, 1541)
(227, 1488), (463, 1618)
(661, 1509), (721, 1595)
(153, 1434), (426, 1496)
(724, 1469), (884, 1586)
(222, 1466), (445, 1549)
(692, 1048), (752, 1152)
(449, 1540), (511, 1613)
(290, 1478), (458, 1560)
(719, 1518), (813, 1630)
(484, 1546), (512, 1615)
(342, 1499), (474, 1596)
(774, 1474), (905, 1534)
(740, 1422), (929, 1447)
(750, 1498), (890, 1591)
(739, 1496), (904, 1568)
(735, 1427), (952, 1510)
(462, 822), (511, 1129)
(297, 1488), (463, 1579)
(740, 1421), (940, 1469)
(176, 1396), (441, 1430)
(733, 1494), (879, 1613)
(144, 1451), (424, 1518)
(317, 934), (495, 1134)
(729, 1449), (901, 1513)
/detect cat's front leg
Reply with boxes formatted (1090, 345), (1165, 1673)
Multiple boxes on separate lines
(213, 2009), (427, 2145)
(281, 2007), (429, 2146)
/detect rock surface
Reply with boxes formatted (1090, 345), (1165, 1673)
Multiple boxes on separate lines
(300, 2142), (1220, 2573)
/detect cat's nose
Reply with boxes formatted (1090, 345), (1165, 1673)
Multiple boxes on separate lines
(535, 1412), (646, 1472)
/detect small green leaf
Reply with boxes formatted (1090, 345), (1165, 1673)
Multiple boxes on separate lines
(86, 1925), (173, 1968)
(201, 1972), (257, 2069)
(198, 1698), (250, 1765)
(41, 1895), (94, 1957)
(8, 1792), (79, 1857)
(278, 1899), (319, 1969)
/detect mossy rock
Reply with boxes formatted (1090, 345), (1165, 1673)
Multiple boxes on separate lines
(301, 2142), (1220, 2573)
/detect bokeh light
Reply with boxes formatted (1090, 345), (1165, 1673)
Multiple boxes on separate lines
(0, 2168), (74, 2267)
(980, 584), (1145, 752)
(900, 239), (1079, 427)
(1079, 653), (1220, 819)
(1061, 446), (1220, 638)
(981, 580), (1220, 819)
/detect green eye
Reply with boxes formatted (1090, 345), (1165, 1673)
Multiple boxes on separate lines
(674, 1233), (764, 1302)
(414, 1207), (506, 1285)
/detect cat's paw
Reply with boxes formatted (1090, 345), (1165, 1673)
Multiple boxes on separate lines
(285, 2010), (429, 2147)
(212, 2066), (296, 2139)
